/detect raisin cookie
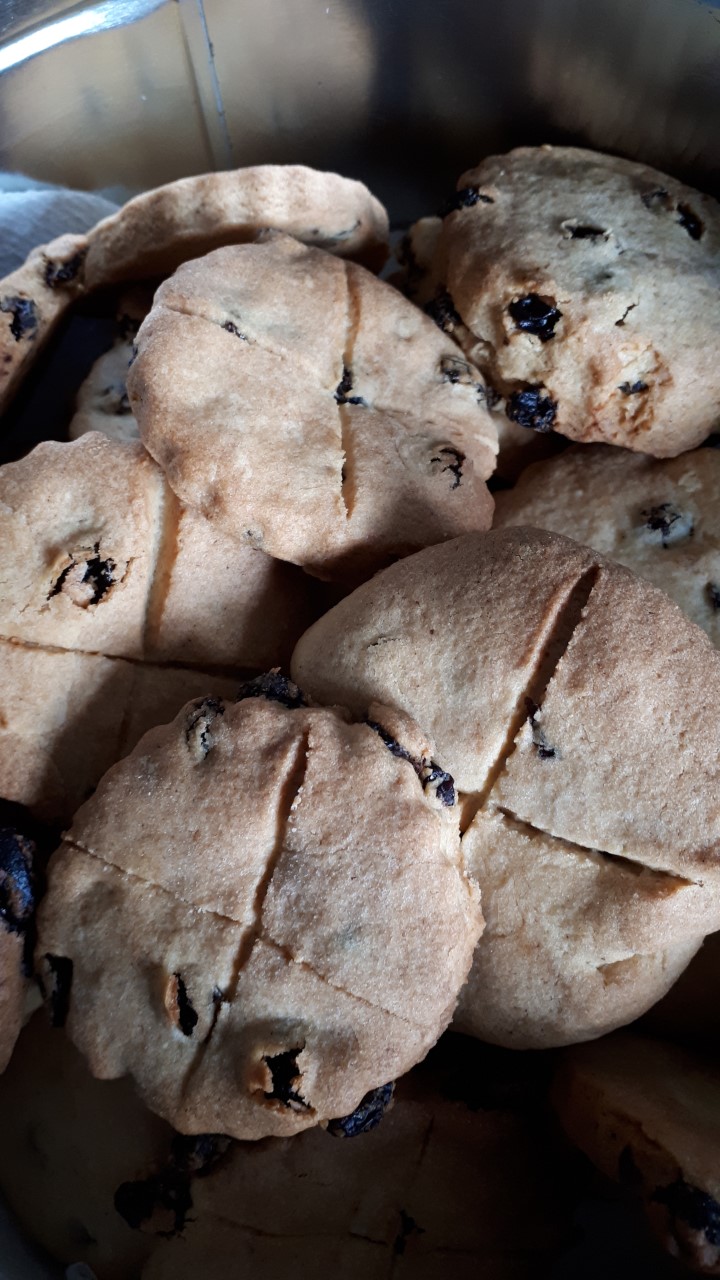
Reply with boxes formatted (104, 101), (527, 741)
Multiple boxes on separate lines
(0, 166), (388, 416)
(36, 683), (481, 1138)
(128, 235), (497, 580)
(494, 443), (720, 647)
(0, 824), (36, 1072)
(553, 1033), (720, 1274)
(0, 434), (317, 668)
(292, 527), (720, 1046)
(430, 145), (720, 456)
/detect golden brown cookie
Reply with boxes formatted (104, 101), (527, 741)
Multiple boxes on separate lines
(36, 683), (480, 1138)
(431, 146), (720, 456)
(553, 1033), (720, 1274)
(494, 442), (720, 647)
(128, 235), (497, 580)
(292, 527), (720, 1045)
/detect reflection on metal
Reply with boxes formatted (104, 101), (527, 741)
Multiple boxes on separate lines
(0, 0), (166, 73)
(177, 0), (234, 170)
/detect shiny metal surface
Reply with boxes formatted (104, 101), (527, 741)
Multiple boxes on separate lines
(0, 0), (717, 214)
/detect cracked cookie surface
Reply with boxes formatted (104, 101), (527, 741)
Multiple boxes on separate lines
(432, 145), (720, 456)
(127, 235), (497, 581)
(291, 526), (720, 1045)
(36, 693), (481, 1137)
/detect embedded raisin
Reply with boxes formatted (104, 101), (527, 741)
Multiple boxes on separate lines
(440, 186), (494, 216)
(506, 386), (558, 433)
(44, 250), (86, 288)
(80, 548), (116, 603)
(185, 698), (225, 759)
(618, 381), (648, 395)
(334, 365), (366, 406)
(222, 320), (248, 340)
(172, 974), (198, 1037)
(653, 1178), (720, 1247)
(327, 1082), (395, 1137)
(640, 503), (694, 547)
(430, 445), (465, 489)
(263, 1048), (310, 1111)
(508, 295), (562, 342)
(676, 204), (704, 241)
(170, 1132), (232, 1176)
(236, 671), (305, 709)
(424, 290), (462, 333)
(0, 829), (35, 936)
(1, 296), (38, 342)
(641, 188), (672, 211)
(561, 220), (609, 240)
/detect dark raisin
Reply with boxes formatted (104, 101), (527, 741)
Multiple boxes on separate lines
(327, 1082), (395, 1137)
(618, 380), (648, 395)
(334, 365), (366, 406)
(169, 1133), (233, 1176)
(439, 186), (494, 216)
(439, 354), (474, 385)
(235, 671), (305, 710)
(185, 698), (225, 759)
(640, 503), (694, 547)
(80, 546), (116, 603)
(618, 1145), (643, 1188)
(44, 250), (86, 288)
(420, 765), (456, 806)
(508, 294), (563, 342)
(263, 1048), (310, 1111)
(430, 445), (465, 489)
(561, 221), (609, 240)
(706, 583), (720, 611)
(676, 203), (704, 241)
(43, 954), (73, 1028)
(0, 829), (35, 935)
(173, 974), (198, 1037)
(424, 289), (461, 333)
(222, 320), (248, 340)
(114, 1171), (192, 1236)
(393, 1209), (424, 1256)
(653, 1178), (720, 1247)
(366, 721), (414, 766)
(526, 701), (557, 760)
(1, 296), (38, 342)
(641, 188), (672, 211)
(506, 386), (558, 433)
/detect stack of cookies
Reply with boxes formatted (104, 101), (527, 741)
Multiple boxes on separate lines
(0, 148), (718, 1278)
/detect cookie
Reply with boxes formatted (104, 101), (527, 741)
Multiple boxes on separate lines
(0, 638), (237, 823)
(433, 145), (720, 456)
(494, 443), (720, 647)
(68, 340), (140, 444)
(127, 235), (497, 580)
(292, 527), (720, 1045)
(553, 1033), (720, 1274)
(0, 434), (317, 669)
(396, 215), (566, 484)
(0, 825), (36, 1073)
(36, 687), (481, 1138)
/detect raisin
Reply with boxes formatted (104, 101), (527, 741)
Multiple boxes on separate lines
(334, 365), (366, 406)
(43, 954), (73, 1028)
(1, 296), (38, 342)
(366, 722), (456, 805)
(506, 386), (558, 433)
(439, 355), (474, 385)
(169, 1133), (233, 1177)
(641, 188), (672, 211)
(327, 1082), (395, 1137)
(80, 547), (116, 603)
(618, 380), (648, 395)
(676, 204), (704, 241)
(185, 698), (225, 759)
(526, 700), (557, 760)
(561, 220), (609, 240)
(44, 250), (86, 288)
(367, 721), (414, 766)
(171, 974), (198, 1037)
(0, 829), (35, 935)
(114, 1171), (192, 1236)
(706, 583), (720, 611)
(508, 294), (562, 342)
(439, 186), (494, 216)
(393, 1209), (424, 1256)
(263, 1048), (310, 1111)
(430, 445), (465, 489)
(653, 1178), (720, 1247)
(424, 289), (462, 333)
(640, 503), (694, 547)
(236, 671), (305, 709)
(222, 320), (248, 340)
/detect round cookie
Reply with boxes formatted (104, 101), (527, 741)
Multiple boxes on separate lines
(0, 166), (389, 417)
(36, 681), (481, 1138)
(127, 235), (498, 580)
(435, 145), (720, 456)
(553, 1033), (720, 1274)
(0, 434), (318, 669)
(494, 442), (720, 648)
(292, 527), (720, 1046)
